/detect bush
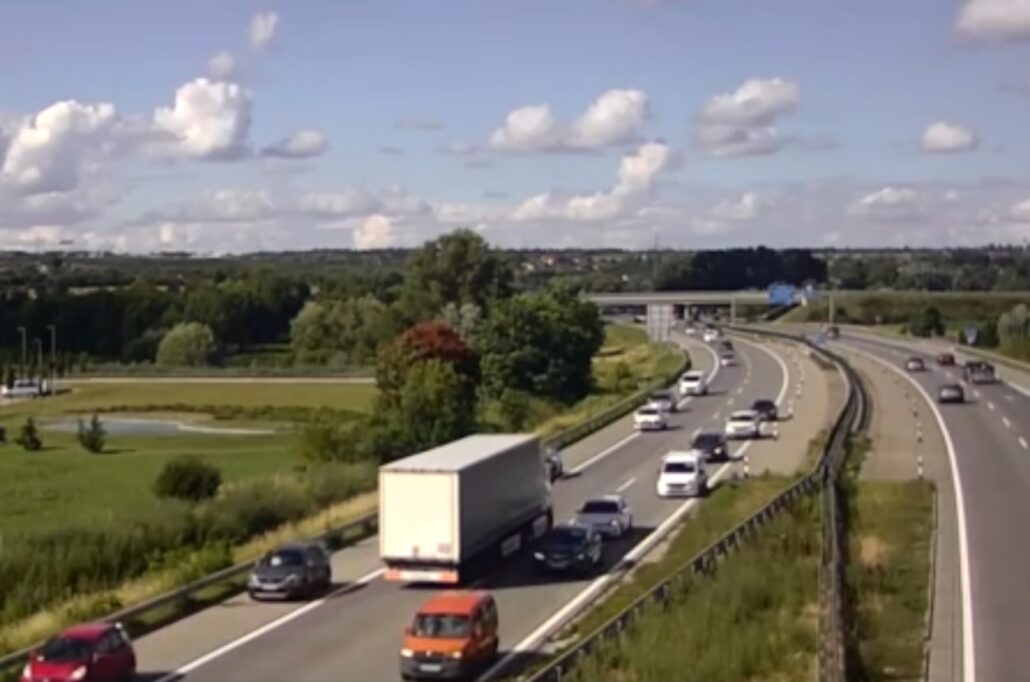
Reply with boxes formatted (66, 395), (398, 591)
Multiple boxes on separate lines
(15, 418), (42, 452)
(908, 305), (944, 337)
(0, 426), (6, 444)
(76, 414), (106, 454)
(152, 455), (222, 502)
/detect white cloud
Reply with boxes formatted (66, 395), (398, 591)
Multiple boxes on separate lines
(709, 192), (762, 221)
(489, 89), (649, 153)
(614, 141), (674, 195)
(249, 12), (280, 49)
(849, 186), (925, 221)
(353, 214), (397, 249)
(694, 78), (801, 157)
(955, 0), (1030, 42)
(1011, 198), (1030, 221)
(140, 189), (276, 224)
(922, 121), (979, 153)
(297, 189), (381, 217)
(153, 78), (252, 160)
(208, 52), (236, 81)
(261, 129), (329, 158)
(1, 101), (118, 194)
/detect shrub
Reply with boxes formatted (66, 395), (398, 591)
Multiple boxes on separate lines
(76, 414), (106, 454)
(15, 418), (42, 452)
(0, 425), (6, 444)
(152, 455), (222, 502)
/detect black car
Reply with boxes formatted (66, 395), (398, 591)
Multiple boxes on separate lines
(718, 340), (734, 352)
(937, 384), (965, 404)
(751, 399), (779, 422)
(533, 525), (603, 575)
(691, 432), (729, 462)
(545, 448), (564, 482)
(248, 542), (332, 600)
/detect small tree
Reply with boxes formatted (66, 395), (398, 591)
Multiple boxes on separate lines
(152, 455), (222, 502)
(908, 305), (944, 338)
(156, 322), (216, 367)
(77, 414), (106, 454)
(16, 418), (42, 452)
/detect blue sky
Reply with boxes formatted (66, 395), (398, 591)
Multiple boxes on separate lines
(1, 0), (1029, 252)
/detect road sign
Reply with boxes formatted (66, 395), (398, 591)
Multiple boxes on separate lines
(964, 326), (979, 346)
(768, 283), (795, 306)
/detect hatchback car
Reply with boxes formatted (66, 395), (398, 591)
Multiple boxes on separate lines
(633, 406), (669, 431)
(724, 409), (762, 439)
(719, 351), (737, 367)
(533, 525), (603, 575)
(691, 432), (729, 462)
(248, 542), (332, 600)
(936, 352), (956, 366)
(751, 399), (779, 422)
(678, 371), (708, 396)
(20, 622), (136, 682)
(703, 328), (720, 343)
(647, 390), (678, 413)
(937, 384), (965, 404)
(571, 495), (633, 539)
(656, 451), (708, 498)
(905, 357), (926, 372)
(400, 590), (499, 681)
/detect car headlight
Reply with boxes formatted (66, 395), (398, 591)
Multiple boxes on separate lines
(534, 552), (544, 560)
(70, 666), (87, 681)
(450, 651), (464, 659)
(610, 519), (620, 526)
(247, 574), (259, 586)
(20, 664), (31, 682)
(576, 552), (586, 559)
(400, 648), (414, 658)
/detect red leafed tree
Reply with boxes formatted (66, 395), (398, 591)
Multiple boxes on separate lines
(375, 321), (479, 405)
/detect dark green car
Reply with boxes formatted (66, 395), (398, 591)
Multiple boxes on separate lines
(533, 525), (603, 575)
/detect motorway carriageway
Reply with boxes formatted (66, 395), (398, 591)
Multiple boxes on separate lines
(838, 332), (1030, 682)
(135, 334), (796, 682)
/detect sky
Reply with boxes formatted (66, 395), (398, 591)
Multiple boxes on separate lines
(1, 0), (1030, 253)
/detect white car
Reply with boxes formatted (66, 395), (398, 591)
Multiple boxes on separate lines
(684, 325), (698, 336)
(702, 329), (719, 343)
(633, 406), (669, 431)
(724, 409), (762, 439)
(647, 390), (678, 413)
(571, 495), (634, 539)
(1, 379), (44, 398)
(719, 352), (736, 367)
(678, 371), (708, 396)
(656, 452), (708, 498)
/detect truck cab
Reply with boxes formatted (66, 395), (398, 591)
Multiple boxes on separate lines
(400, 590), (499, 680)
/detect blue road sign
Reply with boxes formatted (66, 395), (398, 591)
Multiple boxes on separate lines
(768, 283), (796, 306)
(964, 327), (979, 346)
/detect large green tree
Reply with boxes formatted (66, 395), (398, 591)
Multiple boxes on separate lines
(289, 295), (399, 364)
(476, 288), (604, 404)
(156, 322), (216, 367)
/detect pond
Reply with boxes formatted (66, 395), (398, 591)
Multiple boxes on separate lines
(42, 417), (276, 437)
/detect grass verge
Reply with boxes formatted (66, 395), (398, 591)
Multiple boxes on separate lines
(553, 492), (820, 682)
(846, 479), (935, 681)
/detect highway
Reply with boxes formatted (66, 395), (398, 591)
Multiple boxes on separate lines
(128, 333), (805, 682)
(835, 331), (1030, 682)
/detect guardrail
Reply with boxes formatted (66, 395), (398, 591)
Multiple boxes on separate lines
(0, 344), (689, 674)
(519, 325), (865, 682)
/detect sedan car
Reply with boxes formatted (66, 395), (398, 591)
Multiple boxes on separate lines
(633, 406), (669, 431)
(724, 409), (762, 439)
(937, 383), (965, 404)
(571, 495), (633, 539)
(533, 525), (603, 575)
(936, 352), (956, 366)
(20, 622), (136, 682)
(702, 328), (720, 343)
(905, 357), (926, 372)
(751, 399), (779, 422)
(248, 542), (332, 601)
(647, 390), (678, 413)
(678, 370), (708, 396)
(656, 451), (708, 498)
(691, 432), (729, 462)
(718, 340), (734, 352)
(719, 351), (737, 367)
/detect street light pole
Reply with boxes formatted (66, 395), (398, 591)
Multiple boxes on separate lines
(47, 325), (57, 395)
(17, 327), (27, 380)
(33, 338), (42, 382)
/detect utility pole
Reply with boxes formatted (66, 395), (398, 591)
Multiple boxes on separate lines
(47, 324), (57, 395)
(33, 338), (42, 383)
(17, 327), (26, 380)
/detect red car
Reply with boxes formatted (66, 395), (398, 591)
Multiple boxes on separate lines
(937, 352), (956, 366)
(20, 622), (136, 682)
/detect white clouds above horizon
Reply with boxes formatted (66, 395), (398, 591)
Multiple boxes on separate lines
(922, 121), (979, 153)
(261, 129), (329, 159)
(955, 0), (1030, 42)
(849, 186), (925, 222)
(248, 12), (280, 50)
(489, 89), (649, 153)
(208, 52), (237, 81)
(693, 78), (801, 157)
(153, 78), (252, 160)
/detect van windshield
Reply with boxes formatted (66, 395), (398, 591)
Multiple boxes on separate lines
(412, 614), (472, 638)
(664, 461), (696, 474)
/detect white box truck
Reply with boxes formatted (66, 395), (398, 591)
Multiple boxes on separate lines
(379, 434), (553, 584)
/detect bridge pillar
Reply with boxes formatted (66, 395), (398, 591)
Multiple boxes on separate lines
(645, 303), (674, 342)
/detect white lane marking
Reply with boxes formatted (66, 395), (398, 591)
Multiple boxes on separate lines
(480, 342), (791, 682)
(713, 411), (721, 420)
(974, 390), (981, 399)
(153, 566), (386, 682)
(987, 402), (995, 411)
(1005, 395), (1014, 403)
(691, 427), (701, 438)
(1020, 437), (1028, 450)
(726, 398), (734, 406)
(841, 342), (976, 682)
(616, 477), (636, 493)
(1002, 417), (1011, 430)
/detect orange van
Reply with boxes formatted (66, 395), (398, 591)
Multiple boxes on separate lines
(400, 590), (499, 681)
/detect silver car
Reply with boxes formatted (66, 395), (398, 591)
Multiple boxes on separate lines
(571, 495), (634, 539)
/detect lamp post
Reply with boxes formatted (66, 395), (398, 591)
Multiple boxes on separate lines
(47, 325), (57, 395)
(33, 338), (43, 384)
(17, 327), (27, 380)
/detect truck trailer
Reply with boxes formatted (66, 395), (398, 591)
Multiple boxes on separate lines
(379, 433), (553, 584)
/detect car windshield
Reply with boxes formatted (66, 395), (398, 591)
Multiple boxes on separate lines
(753, 400), (774, 409)
(637, 407), (659, 416)
(580, 500), (619, 514)
(262, 549), (304, 567)
(693, 434), (721, 447)
(730, 412), (756, 421)
(39, 636), (93, 662)
(651, 392), (671, 400)
(663, 461), (696, 474)
(411, 614), (471, 638)
(548, 527), (588, 546)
